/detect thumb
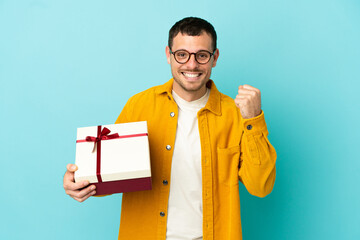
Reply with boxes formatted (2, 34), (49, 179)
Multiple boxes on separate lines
(67, 164), (78, 172)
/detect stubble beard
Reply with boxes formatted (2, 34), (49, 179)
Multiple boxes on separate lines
(172, 67), (210, 94)
(173, 76), (207, 93)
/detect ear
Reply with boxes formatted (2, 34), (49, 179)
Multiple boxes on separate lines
(165, 46), (171, 64)
(212, 48), (220, 67)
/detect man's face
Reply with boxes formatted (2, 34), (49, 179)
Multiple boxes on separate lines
(166, 32), (219, 100)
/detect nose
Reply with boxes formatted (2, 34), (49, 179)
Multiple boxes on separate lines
(185, 53), (199, 68)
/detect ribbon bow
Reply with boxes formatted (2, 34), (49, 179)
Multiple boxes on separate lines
(85, 127), (120, 152)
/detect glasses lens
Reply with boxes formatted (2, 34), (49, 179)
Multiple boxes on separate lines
(196, 51), (211, 64)
(174, 51), (189, 63)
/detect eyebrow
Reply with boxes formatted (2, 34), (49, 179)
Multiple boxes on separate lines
(172, 48), (212, 52)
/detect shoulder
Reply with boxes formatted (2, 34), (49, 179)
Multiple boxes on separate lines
(220, 92), (241, 116)
(206, 80), (240, 117)
(212, 84), (238, 111)
(220, 92), (237, 107)
(126, 84), (164, 107)
(116, 83), (166, 123)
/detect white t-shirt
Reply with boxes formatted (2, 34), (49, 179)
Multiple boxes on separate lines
(166, 88), (210, 240)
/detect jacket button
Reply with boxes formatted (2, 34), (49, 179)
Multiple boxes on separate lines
(160, 212), (165, 217)
(166, 145), (172, 150)
(247, 125), (253, 130)
(163, 180), (168, 185)
(170, 112), (175, 117)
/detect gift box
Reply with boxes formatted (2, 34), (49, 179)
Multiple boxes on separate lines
(74, 121), (152, 195)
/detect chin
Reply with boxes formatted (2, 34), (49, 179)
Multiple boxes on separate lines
(181, 81), (206, 92)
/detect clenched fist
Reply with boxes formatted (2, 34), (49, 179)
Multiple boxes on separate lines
(234, 85), (261, 119)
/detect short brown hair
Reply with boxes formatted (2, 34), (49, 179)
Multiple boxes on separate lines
(168, 17), (217, 51)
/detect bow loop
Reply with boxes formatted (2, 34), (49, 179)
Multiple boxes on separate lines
(84, 126), (119, 153)
(101, 127), (111, 136)
(85, 136), (97, 142)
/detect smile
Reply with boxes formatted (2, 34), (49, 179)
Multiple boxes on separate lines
(182, 72), (202, 78)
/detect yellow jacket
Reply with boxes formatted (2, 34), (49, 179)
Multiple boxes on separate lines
(115, 79), (276, 240)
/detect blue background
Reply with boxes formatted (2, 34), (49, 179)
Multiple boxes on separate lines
(1, 0), (359, 239)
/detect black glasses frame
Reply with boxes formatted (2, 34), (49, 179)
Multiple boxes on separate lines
(169, 48), (216, 64)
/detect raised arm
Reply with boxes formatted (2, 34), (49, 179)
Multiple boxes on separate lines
(235, 85), (277, 197)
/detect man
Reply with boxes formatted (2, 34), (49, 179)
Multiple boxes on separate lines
(63, 17), (276, 240)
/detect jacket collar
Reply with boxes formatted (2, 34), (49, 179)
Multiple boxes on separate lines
(155, 78), (222, 116)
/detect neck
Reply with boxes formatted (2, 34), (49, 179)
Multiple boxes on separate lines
(172, 85), (207, 102)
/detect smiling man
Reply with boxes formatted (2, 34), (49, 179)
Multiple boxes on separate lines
(63, 17), (277, 240)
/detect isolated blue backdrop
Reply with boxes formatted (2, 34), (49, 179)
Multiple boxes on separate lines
(1, 0), (359, 239)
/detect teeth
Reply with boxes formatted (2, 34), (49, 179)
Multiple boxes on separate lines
(183, 72), (200, 78)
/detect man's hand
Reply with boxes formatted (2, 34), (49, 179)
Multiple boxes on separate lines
(63, 164), (96, 202)
(235, 85), (261, 119)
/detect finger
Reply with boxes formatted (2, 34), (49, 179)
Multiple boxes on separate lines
(234, 97), (249, 106)
(67, 164), (78, 173)
(238, 88), (258, 96)
(235, 97), (251, 107)
(243, 84), (260, 93)
(72, 184), (96, 199)
(66, 184), (96, 199)
(63, 164), (82, 189)
(236, 93), (253, 99)
(73, 190), (96, 203)
(63, 168), (90, 189)
(242, 84), (256, 90)
(235, 95), (252, 101)
(64, 177), (90, 191)
(63, 170), (75, 187)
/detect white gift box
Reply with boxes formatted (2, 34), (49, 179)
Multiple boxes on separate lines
(74, 121), (152, 195)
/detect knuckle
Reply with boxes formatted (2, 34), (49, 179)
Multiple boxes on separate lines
(72, 183), (80, 190)
(75, 192), (83, 198)
(63, 183), (69, 190)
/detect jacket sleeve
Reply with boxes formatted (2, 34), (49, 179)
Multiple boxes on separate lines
(238, 111), (277, 198)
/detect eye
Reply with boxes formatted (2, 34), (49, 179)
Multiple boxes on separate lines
(197, 52), (210, 59)
(175, 51), (188, 59)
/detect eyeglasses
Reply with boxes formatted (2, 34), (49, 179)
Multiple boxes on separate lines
(169, 48), (215, 64)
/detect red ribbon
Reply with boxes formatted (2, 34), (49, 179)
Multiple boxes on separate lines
(76, 126), (148, 183)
